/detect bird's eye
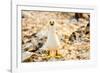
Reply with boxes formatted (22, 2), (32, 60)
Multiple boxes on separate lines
(53, 21), (54, 24)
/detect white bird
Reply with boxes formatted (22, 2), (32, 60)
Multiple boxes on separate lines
(39, 20), (61, 57)
(40, 20), (60, 50)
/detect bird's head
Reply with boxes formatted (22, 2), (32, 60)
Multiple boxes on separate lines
(49, 20), (55, 26)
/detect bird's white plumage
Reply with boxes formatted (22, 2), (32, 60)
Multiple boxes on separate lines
(45, 25), (60, 49)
